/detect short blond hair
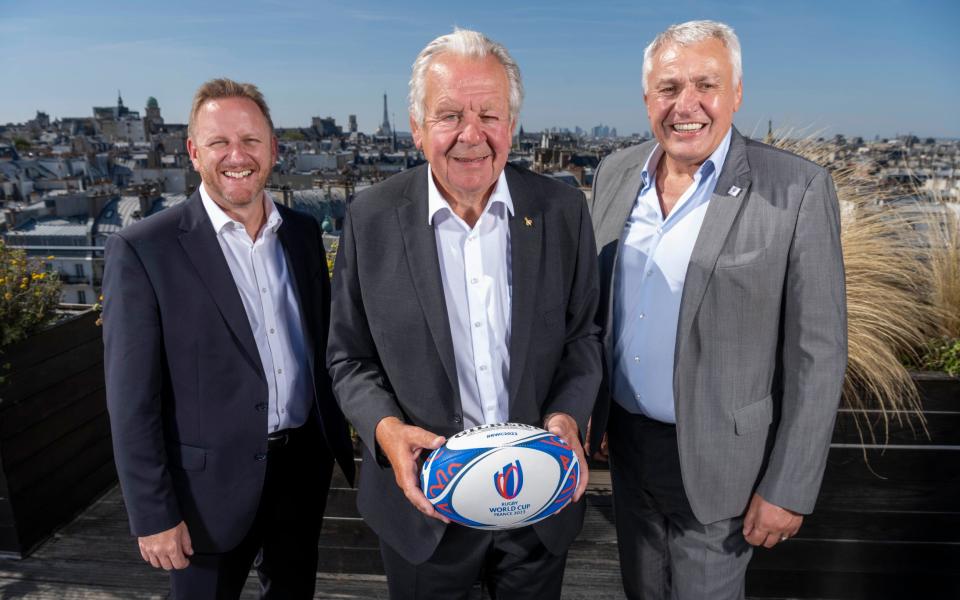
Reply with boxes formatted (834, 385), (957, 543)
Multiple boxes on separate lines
(187, 78), (274, 138)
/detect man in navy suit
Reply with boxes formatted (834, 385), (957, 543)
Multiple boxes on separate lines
(103, 78), (354, 599)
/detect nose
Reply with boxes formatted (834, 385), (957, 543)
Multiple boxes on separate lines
(675, 85), (700, 115)
(458, 115), (485, 145)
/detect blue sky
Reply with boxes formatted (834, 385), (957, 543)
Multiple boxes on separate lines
(1, 0), (958, 138)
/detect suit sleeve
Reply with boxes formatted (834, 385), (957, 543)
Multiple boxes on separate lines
(102, 233), (182, 537)
(326, 205), (405, 459)
(755, 168), (848, 513)
(542, 198), (604, 437)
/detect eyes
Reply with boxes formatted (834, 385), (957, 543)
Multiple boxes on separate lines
(207, 137), (262, 148)
(655, 81), (719, 96)
(434, 112), (502, 125)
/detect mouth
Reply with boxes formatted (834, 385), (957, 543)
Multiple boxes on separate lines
(451, 155), (490, 164)
(671, 122), (706, 133)
(222, 169), (254, 179)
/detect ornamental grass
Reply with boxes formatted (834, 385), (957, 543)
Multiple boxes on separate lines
(773, 134), (944, 443)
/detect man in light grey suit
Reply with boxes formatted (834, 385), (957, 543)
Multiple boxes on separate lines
(587, 20), (847, 599)
(327, 29), (601, 599)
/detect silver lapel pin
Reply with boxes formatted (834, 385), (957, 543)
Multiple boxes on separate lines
(727, 185), (742, 197)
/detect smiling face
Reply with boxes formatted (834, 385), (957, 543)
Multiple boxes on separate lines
(644, 38), (742, 172)
(411, 53), (516, 208)
(187, 96), (277, 212)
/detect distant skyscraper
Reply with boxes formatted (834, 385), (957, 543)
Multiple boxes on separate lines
(377, 93), (392, 137)
(348, 114), (358, 133)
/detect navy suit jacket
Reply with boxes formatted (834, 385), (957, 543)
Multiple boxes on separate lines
(103, 191), (355, 552)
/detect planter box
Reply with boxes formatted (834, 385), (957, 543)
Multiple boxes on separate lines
(747, 372), (960, 599)
(0, 310), (116, 558)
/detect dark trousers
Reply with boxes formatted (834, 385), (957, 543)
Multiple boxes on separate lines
(608, 403), (752, 600)
(169, 420), (334, 600)
(380, 524), (567, 600)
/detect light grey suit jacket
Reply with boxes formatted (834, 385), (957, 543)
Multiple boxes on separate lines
(328, 163), (602, 563)
(589, 127), (847, 524)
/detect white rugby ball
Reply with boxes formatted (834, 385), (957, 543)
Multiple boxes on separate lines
(420, 422), (579, 530)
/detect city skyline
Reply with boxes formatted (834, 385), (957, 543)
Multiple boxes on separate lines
(2, 0), (959, 139)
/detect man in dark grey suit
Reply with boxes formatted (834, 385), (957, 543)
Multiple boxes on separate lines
(588, 20), (847, 599)
(327, 29), (601, 599)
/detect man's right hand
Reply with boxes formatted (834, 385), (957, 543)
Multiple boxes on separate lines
(375, 416), (449, 524)
(138, 520), (193, 570)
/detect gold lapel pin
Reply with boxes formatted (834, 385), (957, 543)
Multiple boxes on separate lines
(523, 216), (533, 227)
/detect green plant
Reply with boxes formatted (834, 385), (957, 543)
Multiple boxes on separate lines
(921, 337), (960, 377)
(0, 241), (62, 347)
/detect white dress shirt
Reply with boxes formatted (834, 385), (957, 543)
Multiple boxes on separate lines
(612, 129), (732, 423)
(427, 166), (513, 428)
(200, 183), (311, 432)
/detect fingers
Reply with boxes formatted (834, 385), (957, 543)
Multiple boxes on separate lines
(138, 522), (192, 570)
(180, 524), (194, 557)
(377, 419), (449, 520)
(573, 453), (589, 502)
(544, 413), (589, 503)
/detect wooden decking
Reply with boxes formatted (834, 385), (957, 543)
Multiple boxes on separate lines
(0, 472), (625, 599)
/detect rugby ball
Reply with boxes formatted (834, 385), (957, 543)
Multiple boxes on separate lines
(420, 422), (579, 530)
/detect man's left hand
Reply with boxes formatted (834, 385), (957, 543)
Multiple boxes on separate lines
(544, 413), (589, 502)
(742, 493), (803, 548)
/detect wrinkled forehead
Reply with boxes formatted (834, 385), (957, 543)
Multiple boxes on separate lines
(425, 55), (510, 99)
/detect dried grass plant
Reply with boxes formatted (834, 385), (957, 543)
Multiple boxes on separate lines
(773, 134), (944, 443)
(925, 201), (960, 339)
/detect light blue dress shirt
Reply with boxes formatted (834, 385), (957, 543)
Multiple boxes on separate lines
(200, 184), (312, 433)
(612, 129), (732, 423)
(427, 166), (514, 428)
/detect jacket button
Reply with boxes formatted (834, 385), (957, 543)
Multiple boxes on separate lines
(453, 414), (462, 424)
(254, 453), (267, 461)
(255, 403), (268, 412)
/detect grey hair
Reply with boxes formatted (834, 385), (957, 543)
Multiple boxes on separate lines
(408, 28), (523, 126)
(642, 20), (742, 94)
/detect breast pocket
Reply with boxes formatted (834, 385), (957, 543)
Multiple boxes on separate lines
(716, 248), (767, 269)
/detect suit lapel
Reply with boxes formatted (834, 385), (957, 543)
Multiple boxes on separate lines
(397, 173), (460, 398)
(673, 128), (752, 367)
(602, 146), (653, 380)
(505, 167), (543, 407)
(178, 192), (264, 379)
(276, 208), (318, 363)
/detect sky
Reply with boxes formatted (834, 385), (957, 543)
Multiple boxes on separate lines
(1, 0), (958, 139)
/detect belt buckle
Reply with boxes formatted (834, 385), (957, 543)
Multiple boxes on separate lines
(267, 430), (290, 451)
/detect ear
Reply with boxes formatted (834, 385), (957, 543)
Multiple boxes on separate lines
(409, 114), (423, 149)
(271, 135), (279, 165)
(733, 79), (743, 112)
(187, 137), (200, 170)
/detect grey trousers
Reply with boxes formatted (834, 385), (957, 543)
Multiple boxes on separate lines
(608, 403), (753, 600)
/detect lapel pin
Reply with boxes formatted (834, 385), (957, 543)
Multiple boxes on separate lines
(523, 216), (533, 227)
(727, 185), (742, 197)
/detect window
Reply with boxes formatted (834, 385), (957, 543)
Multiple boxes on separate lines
(75, 263), (84, 277)
(78, 290), (86, 304)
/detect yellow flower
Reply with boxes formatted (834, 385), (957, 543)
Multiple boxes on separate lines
(3, 292), (11, 300)
(46, 255), (54, 260)
(20, 283), (27, 289)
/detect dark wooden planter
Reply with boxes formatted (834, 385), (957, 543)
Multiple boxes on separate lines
(0, 310), (115, 558)
(747, 372), (960, 599)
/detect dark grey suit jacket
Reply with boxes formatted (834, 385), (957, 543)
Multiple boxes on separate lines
(589, 127), (847, 524)
(327, 163), (602, 564)
(103, 192), (355, 552)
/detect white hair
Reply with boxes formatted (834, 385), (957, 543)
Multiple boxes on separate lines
(408, 28), (523, 126)
(642, 20), (742, 94)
